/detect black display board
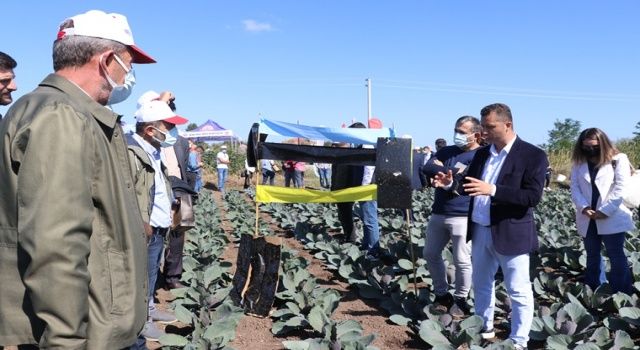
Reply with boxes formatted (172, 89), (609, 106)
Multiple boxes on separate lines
(375, 137), (412, 209)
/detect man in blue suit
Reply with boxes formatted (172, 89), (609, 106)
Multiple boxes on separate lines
(433, 103), (547, 349)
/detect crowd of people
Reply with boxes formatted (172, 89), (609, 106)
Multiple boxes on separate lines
(0, 8), (636, 350)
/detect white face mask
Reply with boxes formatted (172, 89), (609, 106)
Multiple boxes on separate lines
(453, 132), (471, 149)
(152, 127), (178, 148)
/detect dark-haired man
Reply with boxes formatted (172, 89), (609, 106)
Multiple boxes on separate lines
(436, 103), (547, 349)
(0, 51), (17, 118)
(422, 116), (482, 315)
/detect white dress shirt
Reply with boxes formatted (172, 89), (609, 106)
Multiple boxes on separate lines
(133, 133), (172, 228)
(471, 135), (517, 226)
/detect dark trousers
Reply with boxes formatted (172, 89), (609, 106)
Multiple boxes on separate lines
(337, 202), (354, 238)
(262, 169), (275, 185)
(584, 222), (631, 293)
(164, 227), (187, 284)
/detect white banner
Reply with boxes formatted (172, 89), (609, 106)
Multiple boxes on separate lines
(180, 130), (234, 138)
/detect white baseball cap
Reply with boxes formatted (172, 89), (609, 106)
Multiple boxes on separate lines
(136, 90), (160, 109)
(57, 10), (155, 64)
(134, 100), (188, 125)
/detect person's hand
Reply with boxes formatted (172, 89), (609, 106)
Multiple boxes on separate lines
(592, 210), (608, 220)
(158, 91), (175, 102)
(432, 170), (453, 188)
(581, 206), (595, 217)
(143, 222), (153, 239)
(463, 176), (494, 196)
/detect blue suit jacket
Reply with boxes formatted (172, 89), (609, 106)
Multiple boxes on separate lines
(466, 137), (548, 255)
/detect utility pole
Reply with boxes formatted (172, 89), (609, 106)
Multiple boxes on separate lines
(365, 78), (372, 123)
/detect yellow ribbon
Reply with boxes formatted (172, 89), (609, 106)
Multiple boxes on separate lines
(256, 184), (377, 203)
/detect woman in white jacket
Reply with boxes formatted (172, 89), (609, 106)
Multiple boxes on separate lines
(570, 128), (634, 293)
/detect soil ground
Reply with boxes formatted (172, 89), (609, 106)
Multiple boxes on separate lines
(218, 177), (420, 350)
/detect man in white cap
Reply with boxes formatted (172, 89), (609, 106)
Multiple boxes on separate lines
(127, 99), (188, 344)
(0, 10), (155, 348)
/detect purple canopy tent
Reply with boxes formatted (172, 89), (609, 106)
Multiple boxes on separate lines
(180, 119), (239, 145)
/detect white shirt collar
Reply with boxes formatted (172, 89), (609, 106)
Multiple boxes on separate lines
(132, 133), (160, 157)
(490, 134), (517, 156)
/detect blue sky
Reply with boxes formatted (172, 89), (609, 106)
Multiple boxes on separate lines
(2, 1), (639, 148)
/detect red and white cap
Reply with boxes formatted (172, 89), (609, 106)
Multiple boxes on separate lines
(57, 10), (156, 64)
(134, 100), (188, 125)
(136, 90), (162, 109)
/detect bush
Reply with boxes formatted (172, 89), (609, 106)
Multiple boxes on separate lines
(202, 144), (246, 176)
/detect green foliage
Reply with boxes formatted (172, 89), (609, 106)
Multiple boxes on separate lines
(546, 118), (582, 152)
(261, 187), (640, 349)
(186, 122), (199, 131)
(201, 144), (245, 175)
(616, 138), (640, 168)
(160, 192), (244, 349)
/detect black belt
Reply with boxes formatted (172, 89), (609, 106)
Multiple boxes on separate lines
(152, 226), (169, 235)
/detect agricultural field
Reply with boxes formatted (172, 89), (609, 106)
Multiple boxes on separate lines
(155, 186), (640, 350)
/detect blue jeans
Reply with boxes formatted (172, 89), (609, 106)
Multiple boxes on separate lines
(262, 169), (275, 185)
(355, 200), (380, 253)
(147, 228), (167, 304)
(584, 225), (631, 293)
(294, 170), (304, 188)
(194, 170), (203, 192)
(217, 168), (228, 192)
(472, 224), (533, 347)
(318, 168), (331, 188)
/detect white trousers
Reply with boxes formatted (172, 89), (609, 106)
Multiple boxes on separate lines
(472, 224), (533, 346)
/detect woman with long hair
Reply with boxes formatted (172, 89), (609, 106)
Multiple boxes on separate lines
(570, 128), (634, 293)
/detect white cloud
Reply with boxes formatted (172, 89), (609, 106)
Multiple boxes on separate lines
(242, 19), (273, 33)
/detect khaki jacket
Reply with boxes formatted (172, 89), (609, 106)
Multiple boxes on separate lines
(0, 74), (147, 349)
(126, 133), (173, 225)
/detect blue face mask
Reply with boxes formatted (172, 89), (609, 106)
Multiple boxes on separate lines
(453, 132), (471, 149)
(153, 126), (178, 148)
(102, 53), (135, 105)
(107, 69), (136, 105)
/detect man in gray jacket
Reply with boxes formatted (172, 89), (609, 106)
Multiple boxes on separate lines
(0, 10), (155, 349)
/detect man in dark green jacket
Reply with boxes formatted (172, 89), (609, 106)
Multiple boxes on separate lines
(0, 10), (155, 349)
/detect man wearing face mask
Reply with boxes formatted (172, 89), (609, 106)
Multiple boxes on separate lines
(136, 91), (196, 293)
(127, 99), (188, 344)
(0, 10), (155, 348)
(106, 62), (136, 107)
(421, 116), (482, 315)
